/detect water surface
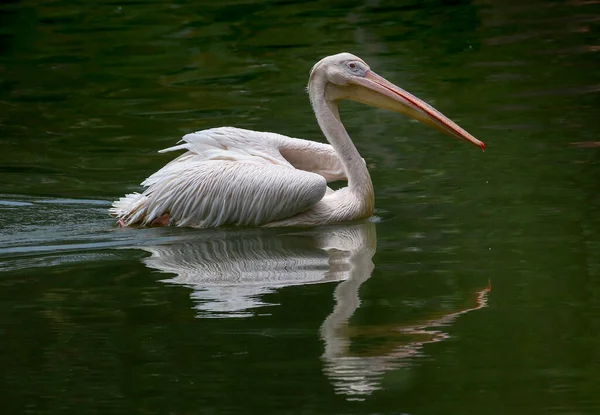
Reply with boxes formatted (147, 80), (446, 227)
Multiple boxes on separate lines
(1, 0), (600, 413)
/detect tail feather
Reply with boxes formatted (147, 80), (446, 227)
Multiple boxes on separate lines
(109, 192), (149, 225)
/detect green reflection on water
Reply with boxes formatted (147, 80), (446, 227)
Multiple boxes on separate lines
(1, 0), (600, 413)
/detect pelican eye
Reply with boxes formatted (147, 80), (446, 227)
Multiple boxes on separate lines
(345, 61), (365, 75)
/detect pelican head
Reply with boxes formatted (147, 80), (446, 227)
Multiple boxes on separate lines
(309, 52), (485, 150)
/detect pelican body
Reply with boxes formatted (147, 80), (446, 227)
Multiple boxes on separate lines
(110, 53), (484, 228)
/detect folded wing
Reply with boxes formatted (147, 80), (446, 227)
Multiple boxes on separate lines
(111, 159), (327, 228)
(110, 127), (346, 227)
(160, 127), (348, 181)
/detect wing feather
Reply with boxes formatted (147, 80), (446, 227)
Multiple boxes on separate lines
(160, 127), (293, 167)
(158, 127), (348, 180)
(113, 160), (327, 228)
(111, 126), (346, 228)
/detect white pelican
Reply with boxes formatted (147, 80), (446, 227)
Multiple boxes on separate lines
(110, 52), (484, 228)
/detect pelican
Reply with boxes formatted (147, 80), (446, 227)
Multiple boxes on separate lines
(110, 53), (484, 228)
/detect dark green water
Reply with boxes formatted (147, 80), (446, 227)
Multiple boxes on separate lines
(2, 0), (600, 413)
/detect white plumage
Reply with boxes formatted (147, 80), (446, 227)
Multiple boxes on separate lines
(110, 127), (346, 227)
(111, 53), (484, 228)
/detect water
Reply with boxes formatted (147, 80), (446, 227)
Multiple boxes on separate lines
(1, 0), (600, 413)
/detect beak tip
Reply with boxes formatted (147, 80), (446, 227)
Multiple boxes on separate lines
(479, 141), (486, 151)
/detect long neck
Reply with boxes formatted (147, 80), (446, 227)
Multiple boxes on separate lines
(309, 80), (374, 205)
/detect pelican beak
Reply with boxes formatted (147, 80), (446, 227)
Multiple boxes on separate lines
(351, 70), (485, 150)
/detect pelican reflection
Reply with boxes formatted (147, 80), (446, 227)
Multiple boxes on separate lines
(137, 222), (489, 400)
(321, 277), (490, 399)
(139, 222), (376, 318)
